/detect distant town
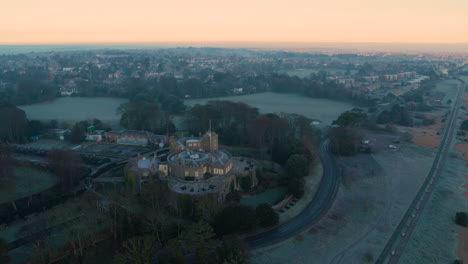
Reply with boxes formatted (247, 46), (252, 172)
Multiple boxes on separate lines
(0, 47), (467, 264)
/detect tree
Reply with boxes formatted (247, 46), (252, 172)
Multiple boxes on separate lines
(330, 127), (362, 155)
(255, 203), (279, 227)
(0, 145), (17, 210)
(47, 149), (81, 191)
(14, 80), (58, 105)
(218, 238), (250, 264)
(168, 221), (222, 264)
(285, 154), (309, 179)
(177, 194), (194, 219)
(332, 109), (367, 127)
(288, 178), (305, 198)
(239, 175), (252, 192)
(194, 195), (222, 224)
(461, 120), (468, 131)
(455, 212), (468, 227)
(0, 145), (15, 180)
(114, 235), (158, 264)
(214, 205), (256, 235)
(0, 236), (10, 263)
(0, 103), (27, 143)
(26, 120), (46, 138)
(67, 123), (86, 144)
(118, 101), (170, 133)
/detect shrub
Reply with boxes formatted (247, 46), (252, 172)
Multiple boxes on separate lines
(214, 205), (256, 235)
(455, 212), (468, 227)
(255, 203), (279, 227)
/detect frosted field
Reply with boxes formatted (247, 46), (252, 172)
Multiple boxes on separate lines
(19, 97), (127, 123)
(433, 79), (461, 104)
(185, 92), (354, 126)
(398, 112), (468, 263)
(398, 152), (466, 263)
(0, 166), (58, 205)
(251, 144), (436, 264)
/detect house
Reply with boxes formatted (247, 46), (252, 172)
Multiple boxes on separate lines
(104, 130), (167, 146)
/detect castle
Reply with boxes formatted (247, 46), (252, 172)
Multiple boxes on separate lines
(125, 129), (257, 199)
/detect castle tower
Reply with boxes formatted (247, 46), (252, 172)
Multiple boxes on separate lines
(169, 136), (179, 153)
(201, 131), (218, 152)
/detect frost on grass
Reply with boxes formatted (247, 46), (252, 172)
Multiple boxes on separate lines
(251, 144), (435, 264)
(398, 152), (466, 263)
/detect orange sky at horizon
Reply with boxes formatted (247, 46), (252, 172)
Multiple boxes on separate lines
(1, 0), (467, 44)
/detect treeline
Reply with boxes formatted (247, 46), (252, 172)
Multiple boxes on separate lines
(0, 76), (59, 106)
(120, 72), (375, 107)
(185, 100), (317, 165)
(377, 105), (413, 127)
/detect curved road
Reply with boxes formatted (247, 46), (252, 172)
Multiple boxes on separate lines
(245, 139), (339, 248)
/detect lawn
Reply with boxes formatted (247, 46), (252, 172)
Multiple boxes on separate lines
(185, 92), (354, 126)
(18, 97), (127, 124)
(250, 143), (437, 264)
(240, 186), (288, 208)
(24, 139), (78, 150)
(433, 79), (461, 105)
(0, 166), (58, 205)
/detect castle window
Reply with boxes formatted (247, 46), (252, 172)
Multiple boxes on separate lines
(185, 170), (189, 176)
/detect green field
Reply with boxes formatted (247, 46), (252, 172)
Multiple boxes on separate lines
(18, 97), (127, 123)
(185, 92), (354, 125)
(0, 166), (58, 205)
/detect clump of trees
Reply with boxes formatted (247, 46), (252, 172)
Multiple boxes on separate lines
(455, 212), (467, 227)
(461, 120), (468, 131)
(285, 154), (310, 198)
(214, 205), (257, 235)
(213, 203), (279, 236)
(47, 149), (82, 191)
(67, 123), (86, 144)
(330, 127), (362, 156)
(0, 144), (18, 211)
(186, 101), (318, 164)
(332, 108), (367, 127)
(256, 203), (279, 227)
(118, 101), (174, 134)
(330, 109), (365, 156)
(377, 105), (413, 127)
(0, 238), (10, 263)
(13, 80), (58, 105)
(0, 102), (27, 143)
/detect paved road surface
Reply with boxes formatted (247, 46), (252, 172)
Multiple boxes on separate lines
(245, 139), (339, 248)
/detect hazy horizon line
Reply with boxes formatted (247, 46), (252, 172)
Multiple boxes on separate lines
(2, 41), (468, 46)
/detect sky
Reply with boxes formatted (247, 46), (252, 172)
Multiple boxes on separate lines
(1, 0), (467, 44)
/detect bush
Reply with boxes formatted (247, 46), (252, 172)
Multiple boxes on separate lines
(285, 154), (309, 178)
(240, 175), (252, 191)
(214, 205), (256, 235)
(255, 203), (279, 227)
(455, 212), (468, 227)
(461, 120), (468, 131)
(288, 178), (305, 198)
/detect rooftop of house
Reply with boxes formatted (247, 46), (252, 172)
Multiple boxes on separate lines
(137, 156), (158, 169)
(167, 150), (231, 167)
